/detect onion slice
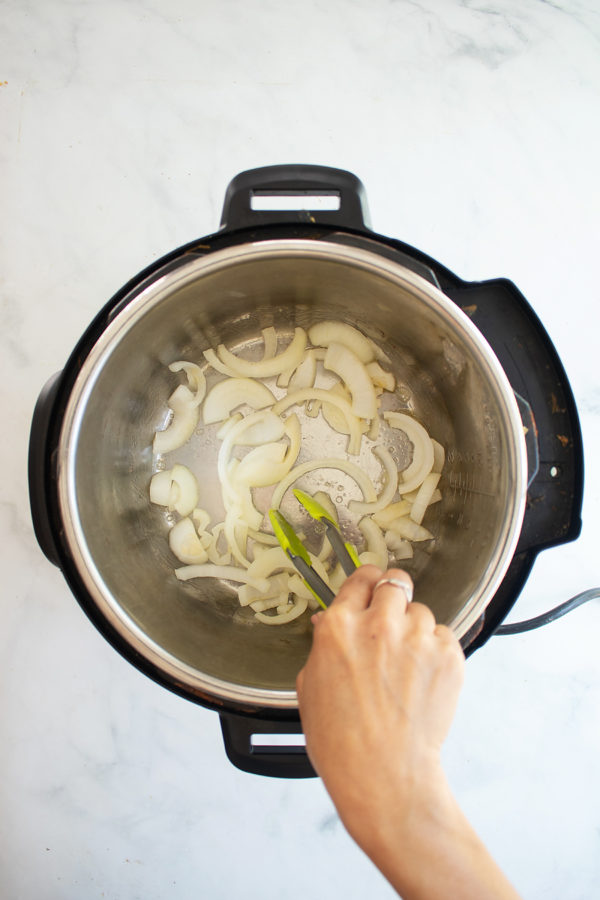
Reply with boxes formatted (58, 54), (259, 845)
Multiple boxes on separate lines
(150, 464), (199, 516)
(254, 595), (308, 625)
(308, 321), (375, 363)
(168, 361), (207, 407)
(202, 378), (276, 425)
(271, 456), (377, 510)
(272, 387), (363, 455)
(384, 411), (435, 494)
(168, 517), (208, 564)
(409, 472), (441, 525)
(214, 327), (307, 378)
(175, 564), (269, 593)
(349, 445), (398, 516)
(153, 401), (199, 454)
(357, 517), (388, 569)
(324, 342), (378, 420)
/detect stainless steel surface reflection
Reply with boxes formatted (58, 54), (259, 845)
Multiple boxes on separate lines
(57, 240), (528, 709)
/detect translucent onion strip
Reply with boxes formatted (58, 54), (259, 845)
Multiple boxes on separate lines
(202, 377), (276, 425)
(261, 326), (278, 360)
(349, 445), (398, 516)
(169, 517), (208, 564)
(175, 564), (270, 593)
(384, 411), (435, 494)
(214, 327), (307, 378)
(272, 388), (362, 454)
(324, 342), (378, 420)
(153, 399), (199, 454)
(168, 361), (207, 407)
(409, 472), (441, 526)
(254, 595), (308, 625)
(270, 456), (377, 511)
(357, 517), (388, 569)
(150, 464), (199, 516)
(308, 321), (375, 364)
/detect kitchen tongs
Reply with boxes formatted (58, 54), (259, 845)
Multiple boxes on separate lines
(269, 489), (360, 610)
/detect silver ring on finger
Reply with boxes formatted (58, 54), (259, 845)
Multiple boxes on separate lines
(373, 577), (413, 604)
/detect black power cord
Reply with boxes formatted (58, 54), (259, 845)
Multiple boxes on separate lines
(495, 588), (600, 635)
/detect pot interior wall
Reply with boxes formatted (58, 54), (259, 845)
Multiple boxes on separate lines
(66, 244), (519, 694)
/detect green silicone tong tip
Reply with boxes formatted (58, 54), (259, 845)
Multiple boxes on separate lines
(293, 489), (360, 574)
(268, 509), (331, 609)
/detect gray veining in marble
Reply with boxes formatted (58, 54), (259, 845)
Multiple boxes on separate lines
(2, 1), (600, 898)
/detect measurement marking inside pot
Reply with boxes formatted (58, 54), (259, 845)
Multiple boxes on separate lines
(448, 471), (495, 498)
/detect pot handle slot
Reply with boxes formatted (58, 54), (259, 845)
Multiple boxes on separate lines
(219, 713), (317, 778)
(220, 164), (370, 231)
(29, 372), (63, 567)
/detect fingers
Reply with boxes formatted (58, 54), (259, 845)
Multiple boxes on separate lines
(370, 568), (414, 613)
(327, 565), (384, 613)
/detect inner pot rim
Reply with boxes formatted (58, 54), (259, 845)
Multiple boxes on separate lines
(57, 238), (528, 710)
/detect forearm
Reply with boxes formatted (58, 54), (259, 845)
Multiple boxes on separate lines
(344, 768), (522, 900)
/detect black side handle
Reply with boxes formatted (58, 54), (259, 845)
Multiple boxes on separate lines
(219, 713), (316, 778)
(220, 164), (370, 231)
(29, 372), (63, 567)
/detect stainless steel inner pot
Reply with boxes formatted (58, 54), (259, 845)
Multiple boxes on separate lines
(57, 239), (528, 710)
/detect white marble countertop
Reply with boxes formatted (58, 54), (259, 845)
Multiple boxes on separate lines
(3, 1), (600, 897)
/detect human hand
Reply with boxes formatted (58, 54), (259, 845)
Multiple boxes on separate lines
(296, 565), (465, 854)
(297, 567), (522, 900)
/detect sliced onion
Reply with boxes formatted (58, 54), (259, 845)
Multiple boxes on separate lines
(308, 321), (375, 363)
(384, 411), (434, 494)
(149, 470), (177, 506)
(373, 500), (412, 528)
(150, 464), (199, 516)
(272, 387), (362, 454)
(321, 382), (352, 435)
(270, 456), (378, 511)
(168, 361), (207, 407)
(215, 327), (307, 378)
(224, 509), (250, 568)
(235, 410), (286, 446)
(251, 595), (290, 613)
(247, 545), (331, 590)
(202, 378), (276, 425)
(247, 529), (281, 547)
(202, 348), (239, 377)
(239, 573), (290, 607)
(349, 445), (398, 516)
(234, 442), (287, 487)
(324, 342), (378, 420)
(261, 326), (278, 360)
(153, 402), (199, 454)
(357, 517), (388, 569)
(175, 564), (270, 593)
(366, 361), (395, 393)
(431, 438), (446, 474)
(207, 522), (231, 565)
(254, 595), (308, 625)
(385, 516), (434, 542)
(217, 410), (281, 505)
(234, 415), (302, 490)
(287, 351), (317, 392)
(409, 472), (442, 525)
(169, 518), (208, 564)
(384, 533), (414, 559)
(216, 413), (243, 440)
(192, 508), (211, 532)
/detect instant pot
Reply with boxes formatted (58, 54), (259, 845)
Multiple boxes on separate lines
(29, 165), (584, 777)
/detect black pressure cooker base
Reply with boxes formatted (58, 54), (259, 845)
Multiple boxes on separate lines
(29, 166), (584, 777)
